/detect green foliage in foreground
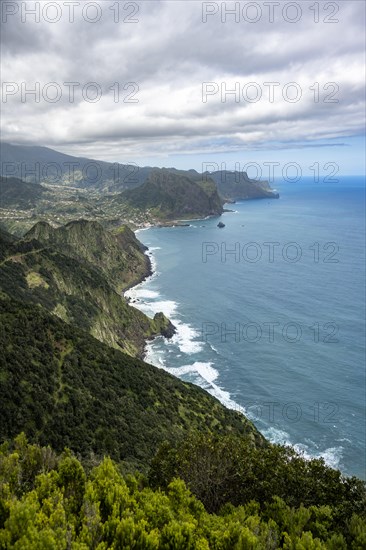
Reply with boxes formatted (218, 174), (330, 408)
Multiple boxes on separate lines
(1, 436), (365, 549)
(149, 433), (366, 529)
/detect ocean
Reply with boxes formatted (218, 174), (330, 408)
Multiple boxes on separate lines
(125, 176), (366, 479)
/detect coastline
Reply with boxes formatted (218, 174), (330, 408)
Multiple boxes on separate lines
(124, 232), (157, 300)
(121, 249), (153, 294)
(124, 230), (269, 457)
(124, 210), (243, 362)
(124, 239), (347, 474)
(124, 227), (251, 406)
(124, 216), (355, 477)
(120, 202), (241, 297)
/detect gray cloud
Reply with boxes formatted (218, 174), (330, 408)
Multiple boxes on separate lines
(0, 0), (365, 164)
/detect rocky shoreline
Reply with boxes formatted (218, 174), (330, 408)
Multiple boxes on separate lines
(123, 240), (176, 351)
(121, 247), (154, 294)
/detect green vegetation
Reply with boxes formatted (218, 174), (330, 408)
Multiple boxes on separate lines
(0, 176), (45, 209)
(0, 142), (149, 191)
(119, 169), (224, 221)
(0, 436), (365, 549)
(1, 296), (365, 546)
(0, 224), (171, 357)
(149, 433), (366, 521)
(24, 219), (150, 293)
(0, 298), (262, 469)
(1, 144), (279, 201)
(1, 153), (363, 547)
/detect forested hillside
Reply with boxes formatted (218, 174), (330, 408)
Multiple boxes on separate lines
(0, 298), (262, 469)
(0, 176), (45, 208)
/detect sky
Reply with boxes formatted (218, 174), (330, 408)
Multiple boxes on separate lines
(1, 0), (365, 176)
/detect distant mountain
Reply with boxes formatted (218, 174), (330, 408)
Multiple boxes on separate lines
(0, 223), (173, 357)
(208, 171), (279, 200)
(0, 142), (150, 191)
(0, 297), (262, 466)
(119, 168), (224, 220)
(0, 143), (279, 201)
(0, 176), (46, 208)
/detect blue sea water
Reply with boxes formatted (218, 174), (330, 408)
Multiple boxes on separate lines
(126, 177), (366, 479)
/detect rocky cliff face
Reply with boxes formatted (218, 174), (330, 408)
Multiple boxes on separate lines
(0, 224), (173, 358)
(208, 171), (279, 200)
(119, 168), (224, 220)
(25, 219), (150, 293)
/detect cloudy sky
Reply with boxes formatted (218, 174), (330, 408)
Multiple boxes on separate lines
(1, 0), (365, 175)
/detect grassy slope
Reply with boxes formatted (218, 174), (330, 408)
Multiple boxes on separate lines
(24, 220), (151, 293)
(0, 226), (171, 357)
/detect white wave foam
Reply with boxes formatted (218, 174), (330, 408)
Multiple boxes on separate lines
(126, 268), (204, 355)
(124, 249), (159, 303)
(261, 427), (343, 470)
(135, 227), (152, 234)
(318, 447), (343, 470)
(146, 339), (344, 472)
(336, 438), (352, 444)
(146, 250), (158, 276)
(144, 341), (166, 367)
(171, 320), (203, 354)
(130, 295), (204, 355)
(209, 343), (219, 354)
(133, 289), (160, 299)
(125, 239), (206, 356)
(168, 362), (218, 383)
(128, 231), (344, 472)
(293, 443), (343, 470)
(155, 300), (178, 317)
(162, 361), (247, 414)
(262, 427), (291, 445)
(132, 298), (178, 319)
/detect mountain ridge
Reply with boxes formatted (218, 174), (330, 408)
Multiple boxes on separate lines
(0, 223), (174, 357)
(118, 168), (224, 221)
(24, 219), (150, 294)
(208, 170), (280, 200)
(0, 142), (279, 201)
